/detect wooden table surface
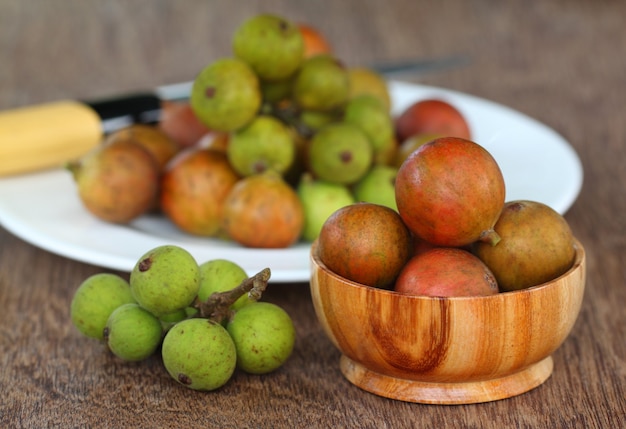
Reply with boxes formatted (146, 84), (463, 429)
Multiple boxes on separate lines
(1, 1), (624, 427)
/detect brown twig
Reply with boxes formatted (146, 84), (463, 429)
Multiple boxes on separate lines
(192, 268), (271, 323)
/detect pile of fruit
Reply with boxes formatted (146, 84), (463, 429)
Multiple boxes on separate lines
(317, 136), (577, 296)
(70, 245), (296, 391)
(66, 13), (472, 249)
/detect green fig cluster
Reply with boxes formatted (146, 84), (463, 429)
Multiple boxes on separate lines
(70, 245), (296, 391)
(187, 13), (400, 244)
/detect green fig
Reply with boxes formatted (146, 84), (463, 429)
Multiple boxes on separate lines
(70, 273), (136, 340)
(190, 57), (261, 132)
(297, 174), (355, 241)
(104, 303), (163, 361)
(130, 245), (200, 317)
(343, 94), (394, 163)
(308, 122), (373, 185)
(198, 259), (251, 310)
(162, 318), (237, 391)
(227, 115), (296, 176)
(226, 302), (296, 374)
(292, 55), (349, 112)
(233, 14), (304, 81)
(353, 165), (398, 211)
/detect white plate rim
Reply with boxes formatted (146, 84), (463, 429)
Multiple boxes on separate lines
(0, 80), (583, 282)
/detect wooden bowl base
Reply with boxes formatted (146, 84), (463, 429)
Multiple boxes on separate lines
(339, 355), (554, 405)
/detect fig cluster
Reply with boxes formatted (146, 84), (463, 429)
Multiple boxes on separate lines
(70, 245), (296, 391)
(66, 12), (472, 249)
(318, 136), (577, 296)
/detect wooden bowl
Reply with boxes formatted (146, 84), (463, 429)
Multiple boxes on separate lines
(309, 239), (586, 404)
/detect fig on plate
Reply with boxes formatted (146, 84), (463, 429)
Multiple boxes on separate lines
(395, 98), (471, 143)
(347, 67), (392, 112)
(159, 101), (211, 148)
(160, 149), (240, 236)
(67, 139), (159, 223)
(298, 23), (332, 58)
(105, 124), (180, 171)
(395, 136), (505, 247)
(233, 14), (304, 81)
(222, 171), (304, 248)
(190, 58), (261, 132)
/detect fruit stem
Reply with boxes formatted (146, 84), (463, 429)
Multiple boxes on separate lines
(193, 268), (271, 323)
(479, 229), (501, 246)
(64, 160), (81, 180)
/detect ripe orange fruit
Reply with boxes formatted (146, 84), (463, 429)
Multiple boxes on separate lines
(298, 24), (332, 58)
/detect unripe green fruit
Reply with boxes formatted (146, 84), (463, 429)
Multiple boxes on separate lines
(297, 175), (355, 242)
(104, 303), (163, 361)
(227, 115), (295, 176)
(162, 318), (237, 391)
(343, 94), (394, 156)
(233, 14), (304, 81)
(190, 58), (261, 132)
(353, 165), (398, 211)
(70, 273), (135, 340)
(130, 245), (200, 317)
(308, 122), (373, 185)
(293, 55), (349, 112)
(159, 308), (189, 331)
(227, 302), (296, 374)
(198, 259), (251, 310)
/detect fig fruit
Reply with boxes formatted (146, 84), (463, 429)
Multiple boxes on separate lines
(352, 165), (398, 211)
(292, 55), (349, 112)
(160, 149), (240, 237)
(298, 23), (332, 59)
(190, 58), (261, 132)
(104, 303), (163, 362)
(197, 259), (251, 310)
(395, 98), (471, 143)
(70, 273), (136, 341)
(227, 115), (295, 176)
(297, 174), (355, 242)
(393, 133), (441, 168)
(317, 202), (412, 289)
(233, 14), (304, 81)
(105, 124), (180, 171)
(395, 248), (499, 297)
(308, 122), (373, 185)
(130, 245), (200, 317)
(347, 67), (391, 112)
(473, 200), (576, 291)
(395, 137), (505, 247)
(159, 101), (211, 148)
(161, 318), (237, 391)
(67, 139), (160, 223)
(226, 302), (296, 374)
(222, 172), (304, 248)
(343, 94), (394, 165)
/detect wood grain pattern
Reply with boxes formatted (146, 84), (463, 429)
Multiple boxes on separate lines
(1, 0), (625, 427)
(310, 240), (585, 404)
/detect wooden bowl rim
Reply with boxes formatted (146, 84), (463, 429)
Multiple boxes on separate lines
(310, 238), (585, 301)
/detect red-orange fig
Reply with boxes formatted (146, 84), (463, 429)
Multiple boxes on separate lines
(395, 98), (471, 143)
(394, 247), (499, 297)
(395, 137), (505, 247)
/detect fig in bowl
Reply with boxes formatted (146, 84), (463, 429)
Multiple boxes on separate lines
(309, 239), (585, 404)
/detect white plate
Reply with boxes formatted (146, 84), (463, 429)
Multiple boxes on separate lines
(0, 81), (583, 282)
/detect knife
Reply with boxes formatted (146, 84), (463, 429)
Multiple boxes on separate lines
(0, 55), (468, 177)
